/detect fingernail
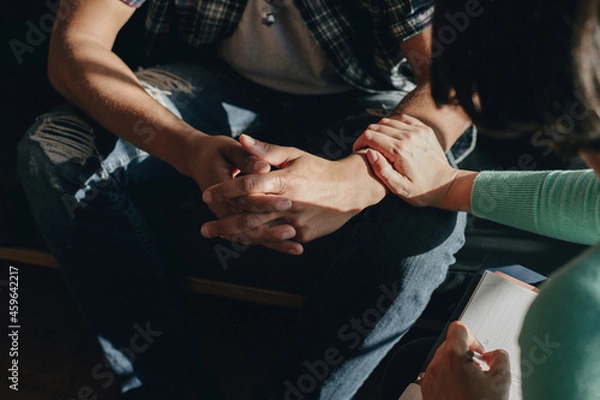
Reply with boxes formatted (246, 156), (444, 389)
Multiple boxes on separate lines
(201, 225), (211, 237)
(276, 199), (292, 210)
(243, 134), (256, 145)
(367, 149), (378, 163)
(288, 247), (302, 256)
(203, 191), (212, 203)
(282, 230), (295, 240)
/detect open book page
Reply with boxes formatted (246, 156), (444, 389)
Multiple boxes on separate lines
(459, 270), (538, 400)
(397, 270), (539, 400)
(397, 383), (422, 400)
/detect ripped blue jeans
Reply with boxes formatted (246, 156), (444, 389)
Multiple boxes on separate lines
(17, 61), (467, 400)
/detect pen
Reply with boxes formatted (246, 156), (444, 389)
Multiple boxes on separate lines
(466, 349), (490, 371)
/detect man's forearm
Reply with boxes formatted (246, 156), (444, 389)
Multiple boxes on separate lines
(48, 35), (201, 176)
(390, 83), (471, 152)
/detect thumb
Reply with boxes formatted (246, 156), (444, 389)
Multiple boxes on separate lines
(239, 134), (299, 168)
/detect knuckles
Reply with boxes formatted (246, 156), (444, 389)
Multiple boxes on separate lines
(239, 212), (262, 230)
(389, 141), (407, 159)
(242, 176), (260, 193)
(274, 174), (289, 194)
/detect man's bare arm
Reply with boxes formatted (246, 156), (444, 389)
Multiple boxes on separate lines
(48, 0), (299, 251)
(48, 0), (203, 174)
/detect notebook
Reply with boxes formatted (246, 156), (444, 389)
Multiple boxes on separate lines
(398, 270), (539, 400)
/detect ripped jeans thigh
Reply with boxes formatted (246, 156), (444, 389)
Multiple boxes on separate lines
(17, 62), (266, 225)
(17, 106), (141, 222)
(16, 70), (190, 219)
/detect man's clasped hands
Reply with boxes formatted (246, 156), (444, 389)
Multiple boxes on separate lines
(198, 114), (513, 400)
(199, 114), (458, 255)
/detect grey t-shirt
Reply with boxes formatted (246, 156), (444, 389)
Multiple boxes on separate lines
(217, 0), (352, 94)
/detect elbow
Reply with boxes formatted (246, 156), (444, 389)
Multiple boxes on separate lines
(47, 30), (76, 98)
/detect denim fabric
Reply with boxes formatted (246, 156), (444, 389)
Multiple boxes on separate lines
(17, 61), (466, 400)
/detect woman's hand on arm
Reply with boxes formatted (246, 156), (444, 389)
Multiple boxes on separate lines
(420, 321), (511, 400)
(353, 116), (478, 211)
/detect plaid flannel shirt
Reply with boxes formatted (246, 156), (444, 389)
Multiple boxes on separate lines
(120, 0), (434, 91)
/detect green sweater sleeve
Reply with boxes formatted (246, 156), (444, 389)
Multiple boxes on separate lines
(471, 169), (600, 245)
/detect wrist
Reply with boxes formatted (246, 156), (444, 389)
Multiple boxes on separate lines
(339, 153), (388, 211)
(171, 129), (208, 179)
(437, 170), (478, 212)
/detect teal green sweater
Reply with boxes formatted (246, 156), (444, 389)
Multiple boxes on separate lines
(471, 169), (600, 245)
(471, 169), (600, 399)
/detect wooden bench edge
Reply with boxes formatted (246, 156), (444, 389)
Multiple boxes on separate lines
(0, 247), (305, 309)
(0, 247), (444, 329)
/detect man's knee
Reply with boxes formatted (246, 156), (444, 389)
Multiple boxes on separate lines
(18, 108), (100, 175)
(17, 108), (104, 217)
(361, 194), (466, 257)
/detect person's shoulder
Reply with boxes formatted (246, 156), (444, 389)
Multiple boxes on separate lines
(525, 241), (600, 330)
(519, 242), (600, 399)
(540, 241), (600, 301)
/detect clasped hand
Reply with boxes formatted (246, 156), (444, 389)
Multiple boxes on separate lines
(199, 134), (368, 255)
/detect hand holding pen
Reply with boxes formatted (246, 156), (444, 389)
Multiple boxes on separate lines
(417, 321), (512, 400)
(466, 348), (491, 371)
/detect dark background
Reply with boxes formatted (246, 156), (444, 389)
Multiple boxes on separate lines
(1, 0), (145, 250)
(0, 1), (591, 399)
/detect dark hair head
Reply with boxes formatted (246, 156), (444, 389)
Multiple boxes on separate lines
(574, 0), (600, 132)
(431, 0), (600, 156)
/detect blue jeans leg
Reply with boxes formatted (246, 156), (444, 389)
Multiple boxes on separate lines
(17, 61), (467, 399)
(16, 108), (224, 399)
(242, 87), (467, 400)
(15, 61), (267, 399)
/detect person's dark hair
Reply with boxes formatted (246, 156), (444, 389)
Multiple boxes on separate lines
(430, 0), (600, 156)
(574, 0), (600, 135)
